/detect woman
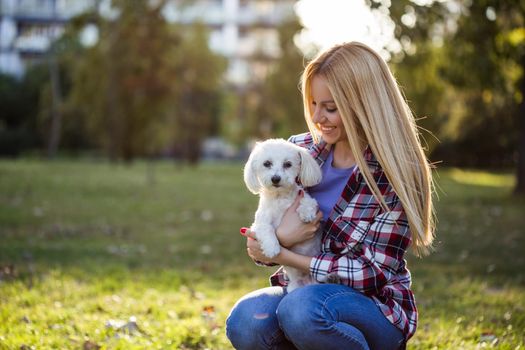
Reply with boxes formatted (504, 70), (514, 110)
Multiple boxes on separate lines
(226, 42), (435, 350)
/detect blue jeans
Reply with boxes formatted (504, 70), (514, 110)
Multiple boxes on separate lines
(226, 284), (405, 350)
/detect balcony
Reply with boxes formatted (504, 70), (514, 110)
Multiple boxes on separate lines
(237, 1), (295, 28)
(1, 0), (95, 23)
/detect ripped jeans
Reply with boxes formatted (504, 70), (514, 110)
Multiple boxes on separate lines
(226, 284), (405, 350)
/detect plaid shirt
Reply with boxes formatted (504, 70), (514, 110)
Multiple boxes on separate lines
(269, 132), (417, 340)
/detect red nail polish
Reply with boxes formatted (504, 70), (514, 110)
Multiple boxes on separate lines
(240, 227), (247, 235)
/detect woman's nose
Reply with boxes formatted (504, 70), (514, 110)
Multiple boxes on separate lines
(312, 107), (323, 123)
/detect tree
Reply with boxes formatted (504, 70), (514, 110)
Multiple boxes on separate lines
(253, 17), (306, 139)
(169, 22), (226, 164)
(390, 42), (450, 154)
(62, 1), (225, 163)
(387, 0), (525, 193)
(65, 0), (180, 161)
(0, 67), (48, 156)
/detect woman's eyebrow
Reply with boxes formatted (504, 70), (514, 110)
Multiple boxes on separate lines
(313, 99), (335, 104)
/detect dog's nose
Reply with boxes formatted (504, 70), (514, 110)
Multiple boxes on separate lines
(271, 175), (281, 184)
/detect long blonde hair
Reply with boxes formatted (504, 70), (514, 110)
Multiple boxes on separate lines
(301, 42), (435, 256)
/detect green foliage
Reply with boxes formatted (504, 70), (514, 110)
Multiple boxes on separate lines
(65, 1), (176, 161)
(62, 1), (225, 162)
(0, 67), (48, 156)
(170, 22), (227, 163)
(389, 0), (524, 169)
(251, 17), (306, 139)
(391, 43), (449, 153)
(0, 159), (524, 349)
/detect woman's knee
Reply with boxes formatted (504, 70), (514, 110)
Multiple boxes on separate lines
(226, 287), (285, 350)
(276, 285), (360, 339)
(227, 303), (269, 348)
(225, 302), (248, 343)
(276, 285), (326, 335)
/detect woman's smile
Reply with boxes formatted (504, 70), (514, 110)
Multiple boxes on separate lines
(320, 125), (336, 132)
(310, 75), (347, 145)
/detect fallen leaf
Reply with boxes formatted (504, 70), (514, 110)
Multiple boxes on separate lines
(479, 331), (498, 345)
(32, 207), (44, 217)
(0, 264), (17, 281)
(83, 340), (101, 350)
(202, 305), (219, 329)
(202, 305), (216, 315)
(200, 210), (214, 221)
(200, 245), (212, 255)
(105, 316), (149, 337)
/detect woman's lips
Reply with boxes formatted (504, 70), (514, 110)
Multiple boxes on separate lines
(321, 125), (336, 133)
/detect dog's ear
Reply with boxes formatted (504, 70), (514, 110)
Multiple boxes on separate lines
(298, 147), (322, 187)
(243, 145), (261, 194)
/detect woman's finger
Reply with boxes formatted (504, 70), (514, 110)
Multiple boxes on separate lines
(246, 237), (259, 249)
(311, 211), (323, 225)
(240, 227), (257, 240)
(289, 190), (304, 211)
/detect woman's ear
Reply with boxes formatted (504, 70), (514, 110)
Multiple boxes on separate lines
(298, 147), (322, 187)
(243, 145), (261, 194)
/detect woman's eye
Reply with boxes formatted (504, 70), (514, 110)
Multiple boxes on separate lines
(283, 161), (292, 169)
(326, 107), (337, 113)
(263, 160), (272, 168)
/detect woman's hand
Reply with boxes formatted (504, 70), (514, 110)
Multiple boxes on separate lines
(240, 228), (314, 272)
(276, 191), (323, 248)
(242, 229), (279, 265)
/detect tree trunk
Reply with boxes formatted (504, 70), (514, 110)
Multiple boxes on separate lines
(47, 53), (62, 158)
(106, 22), (121, 163)
(515, 52), (525, 195)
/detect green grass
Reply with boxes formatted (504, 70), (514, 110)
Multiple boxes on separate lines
(0, 159), (524, 349)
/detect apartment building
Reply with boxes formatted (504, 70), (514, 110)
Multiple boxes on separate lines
(0, 0), (296, 85)
(165, 0), (295, 85)
(0, 0), (95, 77)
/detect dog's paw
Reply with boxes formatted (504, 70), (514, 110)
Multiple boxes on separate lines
(261, 240), (281, 259)
(297, 196), (318, 222)
(298, 209), (316, 223)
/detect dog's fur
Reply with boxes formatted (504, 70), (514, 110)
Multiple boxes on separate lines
(244, 138), (323, 292)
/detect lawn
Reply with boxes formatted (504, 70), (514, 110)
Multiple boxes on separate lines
(0, 159), (524, 349)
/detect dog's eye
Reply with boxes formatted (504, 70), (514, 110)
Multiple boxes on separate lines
(283, 161), (292, 169)
(263, 160), (272, 168)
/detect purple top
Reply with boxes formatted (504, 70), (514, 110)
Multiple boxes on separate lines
(308, 149), (355, 221)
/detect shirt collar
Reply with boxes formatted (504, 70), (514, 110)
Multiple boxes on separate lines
(310, 137), (379, 174)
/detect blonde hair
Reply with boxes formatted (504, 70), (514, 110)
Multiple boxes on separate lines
(301, 42), (435, 256)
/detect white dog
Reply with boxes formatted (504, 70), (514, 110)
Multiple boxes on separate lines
(244, 138), (322, 291)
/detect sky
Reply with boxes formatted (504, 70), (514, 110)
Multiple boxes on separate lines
(294, 0), (402, 60)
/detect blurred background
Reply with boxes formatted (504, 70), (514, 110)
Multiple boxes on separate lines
(1, 1), (524, 348)
(0, 0), (523, 193)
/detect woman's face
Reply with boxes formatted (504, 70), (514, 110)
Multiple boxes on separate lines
(310, 75), (347, 145)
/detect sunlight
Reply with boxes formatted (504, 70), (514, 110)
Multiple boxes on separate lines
(449, 169), (515, 188)
(294, 0), (400, 59)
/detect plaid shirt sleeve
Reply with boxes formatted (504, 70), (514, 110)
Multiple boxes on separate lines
(309, 179), (412, 296)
